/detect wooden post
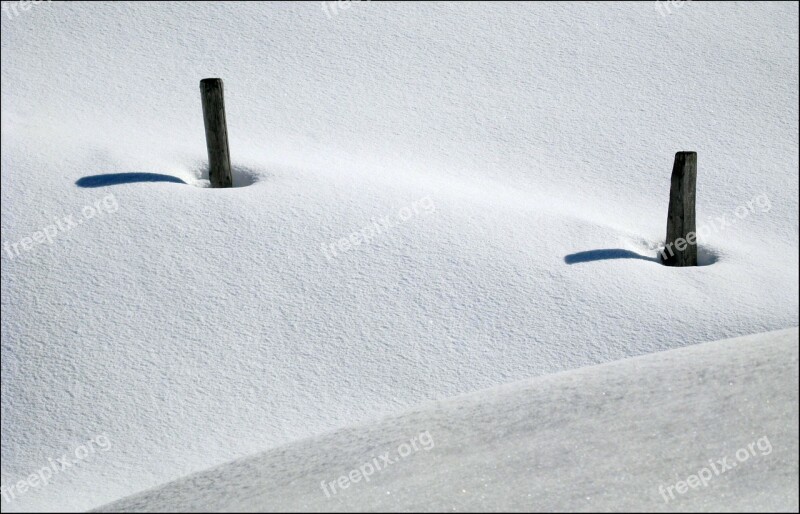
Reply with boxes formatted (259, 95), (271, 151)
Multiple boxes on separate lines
(200, 78), (233, 188)
(662, 151), (697, 267)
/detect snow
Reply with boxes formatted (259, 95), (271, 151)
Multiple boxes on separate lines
(98, 328), (799, 512)
(1, 1), (797, 511)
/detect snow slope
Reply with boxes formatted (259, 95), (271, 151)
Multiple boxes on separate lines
(99, 328), (799, 512)
(1, 2), (798, 511)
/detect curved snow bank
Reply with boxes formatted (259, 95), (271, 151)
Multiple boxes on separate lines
(101, 328), (798, 512)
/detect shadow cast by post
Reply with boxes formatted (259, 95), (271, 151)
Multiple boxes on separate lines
(76, 173), (187, 188)
(564, 248), (660, 265)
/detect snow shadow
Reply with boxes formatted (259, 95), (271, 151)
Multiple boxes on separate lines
(565, 247), (719, 266)
(76, 173), (186, 188)
(564, 248), (660, 265)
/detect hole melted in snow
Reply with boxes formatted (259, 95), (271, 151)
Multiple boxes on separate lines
(625, 237), (720, 267)
(189, 164), (262, 188)
(697, 245), (720, 266)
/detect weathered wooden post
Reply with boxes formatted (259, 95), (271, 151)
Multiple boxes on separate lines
(200, 78), (233, 188)
(662, 151), (697, 266)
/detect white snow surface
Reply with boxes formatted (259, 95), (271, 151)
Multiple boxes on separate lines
(99, 328), (799, 512)
(1, 1), (798, 511)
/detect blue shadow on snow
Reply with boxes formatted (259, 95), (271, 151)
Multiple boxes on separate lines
(564, 248), (659, 265)
(76, 173), (186, 188)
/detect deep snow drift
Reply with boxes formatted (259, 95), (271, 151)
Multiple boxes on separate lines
(1, 2), (798, 512)
(100, 328), (799, 512)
